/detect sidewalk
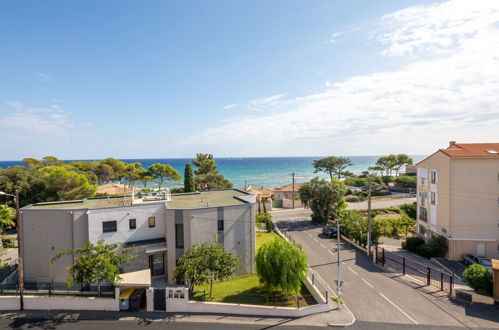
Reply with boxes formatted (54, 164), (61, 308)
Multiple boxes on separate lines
(0, 307), (355, 327)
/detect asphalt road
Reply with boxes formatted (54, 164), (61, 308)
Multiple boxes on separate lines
(271, 209), (499, 329)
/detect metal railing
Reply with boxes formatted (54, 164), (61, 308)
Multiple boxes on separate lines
(374, 246), (453, 294)
(0, 280), (115, 297)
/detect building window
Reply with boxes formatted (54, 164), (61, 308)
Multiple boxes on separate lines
(217, 220), (224, 231)
(430, 170), (437, 184)
(102, 221), (117, 233)
(419, 224), (427, 236)
(430, 192), (436, 205)
(148, 216), (155, 228)
(419, 206), (427, 221)
(129, 219), (136, 230)
(175, 224), (184, 248)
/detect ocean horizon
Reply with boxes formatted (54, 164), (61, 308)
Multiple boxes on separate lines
(0, 155), (425, 189)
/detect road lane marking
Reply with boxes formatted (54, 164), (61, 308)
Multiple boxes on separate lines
(313, 238), (319, 243)
(379, 292), (418, 324)
(307, 232), (312, 237)
(347, 266), (358, 276)
(320, 243), (326, 249)
(328, 250), (335, 255)
(361, 278), (374, 288)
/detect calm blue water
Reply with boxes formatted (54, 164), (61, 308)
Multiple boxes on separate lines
(0, 156), (424, 189)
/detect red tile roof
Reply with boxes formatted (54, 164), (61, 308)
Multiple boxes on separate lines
(273, 183), (304, 192)
(439, 143), (499, 157)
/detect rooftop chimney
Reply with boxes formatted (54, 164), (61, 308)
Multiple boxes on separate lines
(449, 141), (456, 148)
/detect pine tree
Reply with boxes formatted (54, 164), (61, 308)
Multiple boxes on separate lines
(184, 163), (195, 192)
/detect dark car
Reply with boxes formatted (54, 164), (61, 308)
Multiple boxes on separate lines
(322, 225), (338, 238)
(463, 253), (492, 272)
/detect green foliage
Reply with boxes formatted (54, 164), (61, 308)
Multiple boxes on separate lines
(463, 264), (493, 296)
(256, 213), (273, 232)
(49, 240), (133, 294)
(340, 210), (381, 247)
(0, 204), (15, 250)
(255, 238), (308, 295)
(345, 195), (365, 203)
(184, 163), (195, 192)
(40, 166), (97, 201)
(192, 154), (232, 190)
(404, 237), (425, 252)
(1, 237), (16, 248)
(369, 154), (413, 176)
(395, 175), (417, 188)
(312, 156), (352, 180)
(141, 188), (153, 194)
(400, 202), (417, 219)
(170, 187), (185, 193)
(344, 177), (367, 187)
(423, 235), (448, 258)
(174, 237), (240, 297)
(299, 177), (346, 223)
(148, 163), (181, 189)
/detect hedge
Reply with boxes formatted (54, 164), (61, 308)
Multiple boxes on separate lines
(463, 264), (493, 296)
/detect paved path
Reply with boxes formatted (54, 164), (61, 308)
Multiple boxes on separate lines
(271, 209), (499, 328)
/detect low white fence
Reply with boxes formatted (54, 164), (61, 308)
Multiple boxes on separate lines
(165, 287), (330, 317)
(0, 288), (120, 311)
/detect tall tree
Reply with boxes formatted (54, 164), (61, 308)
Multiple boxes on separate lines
(256, 238), (308, 295)
(50, 240), (133, 295)
(369, 155), (398, 176)
(0, 205), (15, 250)
(394, 154), (413, 176)
(192, 154), (232, 190)
(313, 156), (352, 180)
(299, 177), (346, 223)
(192, 154), (218, 175)
(148, 163), (181, 190)
(42, 156), (65, 167)
(41, 166), (97, 200)
(22, 158), (41, 168)
(183, 164), (195, 192)
(174, 237), (239, 297)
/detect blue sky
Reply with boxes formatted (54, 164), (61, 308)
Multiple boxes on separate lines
(1, 0), (498, 160)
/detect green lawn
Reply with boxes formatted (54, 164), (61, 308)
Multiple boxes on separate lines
(192, 231), (315, 307)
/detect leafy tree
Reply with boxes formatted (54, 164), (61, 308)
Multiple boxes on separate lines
(369, 155), (397, 176)
(22, 158), (41, 168)
(94, 163), (114, 184)
(192, 154), (232, 190)
(0, 166), (47, 207)
(399, 214), (416, 236)
(139, 170), (153, 188)
(0, 205), (15, 250)
(100, 158), (127, 182)
(313, 156), (352, 180)
(256, 212), (272, 232)
(174, 238), (239, 297)
(42, 156), (65, 166)
(49, 240), (133, 295)
(148, 163), (181, 190)
(400, 202), (417, 219)
(339, 210), (382, 247)
(123, 162), (144, 186)
(394, 154), (413, 176)
(395, 175), (416, 188)
(183, 163), (195, 192)
(41, 166), (97, 201)
(299, 177), (346, 223)
(255, 238), (308, 295)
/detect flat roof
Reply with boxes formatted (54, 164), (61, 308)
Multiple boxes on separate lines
(166, 190), (250, 209)
(23, 189), (253, 210)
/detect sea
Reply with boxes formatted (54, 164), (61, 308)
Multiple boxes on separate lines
(0, 156), (425, 189)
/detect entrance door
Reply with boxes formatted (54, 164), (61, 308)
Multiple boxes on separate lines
(476, 244), (485, 257)
(154, 288), (166, 311)
(149, 253), (165, 276)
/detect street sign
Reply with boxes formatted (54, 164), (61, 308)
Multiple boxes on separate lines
(334, 280), (343, 288)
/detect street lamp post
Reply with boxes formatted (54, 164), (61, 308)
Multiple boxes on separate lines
(0, 190), (23, 310)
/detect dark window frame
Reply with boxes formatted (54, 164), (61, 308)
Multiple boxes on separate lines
(175, 223), (184, 248)
(217, 220), (224, 231)
(129, 218), (136, 230)
(148, 216), (156, 228)
(102, 220), (117, 233)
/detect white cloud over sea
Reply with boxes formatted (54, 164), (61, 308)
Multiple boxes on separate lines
(187, 0), (499, 155)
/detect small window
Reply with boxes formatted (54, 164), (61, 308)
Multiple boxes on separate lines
(102, 221), (117, 233)
(148, 216), (156, 228)
(175, 224), (184, 248)
(129, 219), (136, 230)
(217, 220), (224, 231)
(430, 171), (437, 184)
(430, 192), (436, 205)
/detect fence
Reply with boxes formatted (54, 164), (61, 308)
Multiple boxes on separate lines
(0, 264), (17, 283)
(374, 246), (453, 294)
(0, 280), (115, 297)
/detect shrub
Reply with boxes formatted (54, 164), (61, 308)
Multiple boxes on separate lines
(463, 264), (493, 296)
(381, 176), (394, 184)
(170, 187), (185, 193)
(344, 178), (367, 187)
(424, 235), (448, 258)
(345, 195), (365, 203)
(371, 188), (391, 196)
(256, 213), (273, 232)
(400, 202), (417, 219)
(1, 237), (16, 248)
(404, 237), (425, 253)
(395, 175), (417, 188)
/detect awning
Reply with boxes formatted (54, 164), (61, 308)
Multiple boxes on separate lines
(146, 245), (167, 254)
(116, 269), (151, 288)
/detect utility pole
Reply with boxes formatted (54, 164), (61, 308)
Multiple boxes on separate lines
(291, 172), (295, 209)
(336, 218), (342, 309)
(15, 190), (24, 310)
(366, 175), (373, 257)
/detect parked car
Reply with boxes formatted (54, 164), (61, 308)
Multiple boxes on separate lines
(322, 225), (338, 238)
(463, 253), (492, 272)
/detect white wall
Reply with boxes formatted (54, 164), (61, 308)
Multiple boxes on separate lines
(88, 203), (166, 245)
(0, 295), (119, 311)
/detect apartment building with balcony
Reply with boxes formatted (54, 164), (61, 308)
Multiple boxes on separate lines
(415, 142), (499, 260)
(20, 189), (256, 286)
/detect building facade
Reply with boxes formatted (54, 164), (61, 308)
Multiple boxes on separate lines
(415, 142), (499, 260)
(20, 189), (256, 285)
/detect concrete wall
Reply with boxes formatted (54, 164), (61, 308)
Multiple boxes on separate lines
(282, 199), (302, 209)
(0, 294), (119, 311)
(21, 210), (74, 282)
(0, 296), (20, 310)
(88, 203), (166, 245)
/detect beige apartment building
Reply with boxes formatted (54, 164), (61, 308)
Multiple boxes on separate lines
(415, 142), (499, 260)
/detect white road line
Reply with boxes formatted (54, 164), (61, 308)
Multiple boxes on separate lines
(328, 250), (335, 255)
(347, 266), (358, 276)
(313, 238), (319, 243)
(307, 232), (312, 237)
(320, 243), (326, 249)
(361, 278), (374, 288)
(379, 292), (418, 324)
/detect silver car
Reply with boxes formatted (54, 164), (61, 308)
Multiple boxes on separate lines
(463, 253), (492, 272)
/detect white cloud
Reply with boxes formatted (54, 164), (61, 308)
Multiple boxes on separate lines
(0, 102), (87, 136)
(223, 103), (239, 110)
(187, 0), (499, 155)
(326, 31), (343, 44)
(37, 73), (52, 83)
